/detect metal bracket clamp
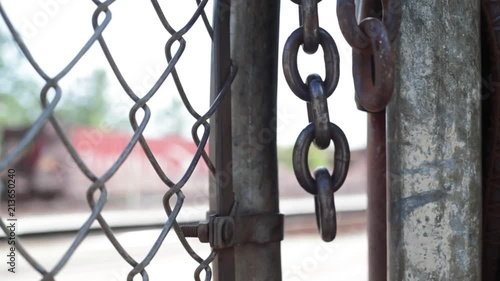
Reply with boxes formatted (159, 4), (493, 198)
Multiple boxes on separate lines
(181, 213), (284, 249)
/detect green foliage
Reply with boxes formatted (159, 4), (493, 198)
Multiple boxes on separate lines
(0, 31), (109, 128)
(0, 35), (40, 127)
(278, 144), (331, 170)
(0, 80), (40, 126)
(55, 69), (109, 127)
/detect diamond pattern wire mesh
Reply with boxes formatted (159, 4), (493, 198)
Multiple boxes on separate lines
(0, 1), (236, 280)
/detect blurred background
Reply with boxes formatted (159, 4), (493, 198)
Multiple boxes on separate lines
(0, 0), (368, 280)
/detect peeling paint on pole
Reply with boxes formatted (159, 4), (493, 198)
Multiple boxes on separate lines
(387, 0), (481, 280)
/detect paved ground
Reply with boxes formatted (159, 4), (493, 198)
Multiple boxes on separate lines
(0, 225), (367, 280)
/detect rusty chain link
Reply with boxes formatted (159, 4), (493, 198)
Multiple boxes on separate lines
(293, 123), (350, 195)
(283, 0), (350, 242)
(283, 27), (340, 102)
(299, 0), (320, 54)
(337, 0), (400, 53)
(0, 1), (236, 280)
(314, 167), (337, 242)
(337, 0), (401, 113)
(352, 18), (394, 112)
(307, 74), (331, 149)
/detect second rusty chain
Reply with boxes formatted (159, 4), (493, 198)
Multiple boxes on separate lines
(337, 0), (401, 112)
(284, 0), (350, 242)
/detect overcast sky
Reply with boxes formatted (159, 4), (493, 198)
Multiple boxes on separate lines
(0, 0), (367, 149)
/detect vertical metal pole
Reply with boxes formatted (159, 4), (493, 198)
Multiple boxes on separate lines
(387, 0), (481, 280)
(481, 1), (500, 279)
(231, 0), (282, 280)
(367, 112), (387, 281)
(355, 1), (387, 281)
(210, 0), (235, 280)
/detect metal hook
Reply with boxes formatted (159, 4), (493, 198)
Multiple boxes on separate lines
(353, 17), (394, 113)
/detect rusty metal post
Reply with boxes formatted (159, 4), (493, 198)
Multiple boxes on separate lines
(481, 1), (500, 279)
(367, 112), (387, 281)
(230, 0), (282, 280)
(209, 0), (235, 280)
(210, 0), (281, 280)
(355, 1), (387, 281)
(387, 0), (482, 280)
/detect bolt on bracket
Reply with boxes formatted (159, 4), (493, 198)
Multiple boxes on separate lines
(181, 213), (284, 249)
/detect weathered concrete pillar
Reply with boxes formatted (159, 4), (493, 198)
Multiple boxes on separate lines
(387, 0), (482, 280)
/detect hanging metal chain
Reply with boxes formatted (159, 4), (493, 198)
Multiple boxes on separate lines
(283, 0), (350, 242)
(337, 0), (401, 112)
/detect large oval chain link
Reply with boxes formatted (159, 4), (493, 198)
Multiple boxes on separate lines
(293, 123), (350, 195)
(337, 0), (401, 54)
(353, 18), (395, 112)
(337, 0), (401, 112)
(283, 27), (340, 102)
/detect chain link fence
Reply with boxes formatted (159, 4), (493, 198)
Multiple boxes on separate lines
(0, 1), (237, 280)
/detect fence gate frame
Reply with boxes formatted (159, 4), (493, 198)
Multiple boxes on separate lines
(209, 0), (282, 280)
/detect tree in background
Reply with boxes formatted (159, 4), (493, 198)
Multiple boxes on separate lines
(0, 33), (40, 126)
(0, 30), (109, 129)
(0, 30), (110, 199)
(55, 69), (109, 127)
(0, 28), (195, 136)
